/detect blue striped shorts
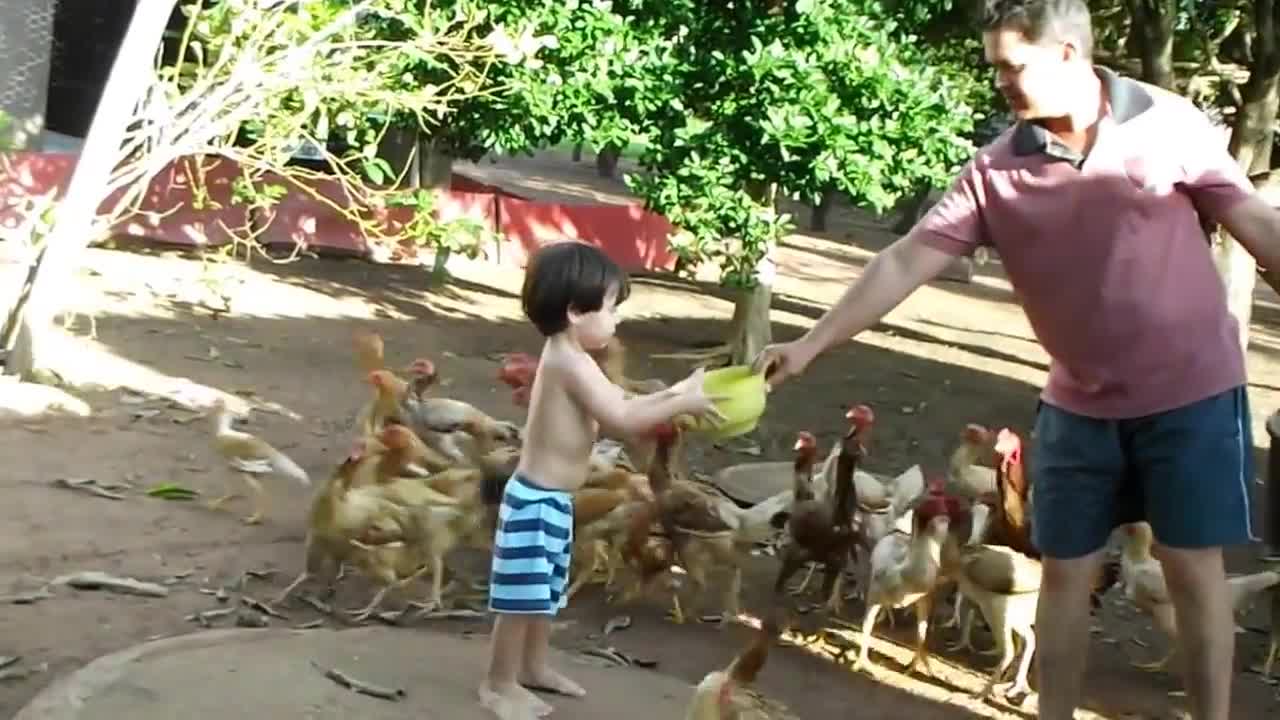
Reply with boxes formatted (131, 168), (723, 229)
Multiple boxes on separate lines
(488, 473), (574, 615)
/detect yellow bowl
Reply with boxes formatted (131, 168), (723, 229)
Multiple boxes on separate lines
(689, 365), (768, 440)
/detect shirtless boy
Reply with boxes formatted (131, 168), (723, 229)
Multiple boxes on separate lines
(479, 241), (723, 720)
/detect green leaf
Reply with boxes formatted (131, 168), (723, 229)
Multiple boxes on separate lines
(147, 483), (200, 501)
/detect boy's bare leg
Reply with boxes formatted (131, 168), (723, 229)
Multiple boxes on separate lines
(480, 615), (551, 719)
(521, 615), (586, 698)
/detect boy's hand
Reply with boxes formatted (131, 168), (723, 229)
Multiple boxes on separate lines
(675, 367), (728, 426)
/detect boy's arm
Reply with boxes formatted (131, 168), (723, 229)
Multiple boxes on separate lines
(559, 355), (696, 437)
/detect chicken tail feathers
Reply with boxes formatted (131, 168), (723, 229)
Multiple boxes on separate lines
(268, 448), (310, 486)
(727, 611), (783, 686)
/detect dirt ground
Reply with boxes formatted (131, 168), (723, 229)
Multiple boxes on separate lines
(0, 149), (1278, 719)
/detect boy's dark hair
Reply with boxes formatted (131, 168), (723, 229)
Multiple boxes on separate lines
(521, 241), (630, 337)
(982, 0), (1093, 60)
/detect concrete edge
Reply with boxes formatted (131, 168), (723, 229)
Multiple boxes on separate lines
(13, 629), (315, 720)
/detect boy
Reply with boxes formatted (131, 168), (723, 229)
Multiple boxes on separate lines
(479, 241), (723, 720)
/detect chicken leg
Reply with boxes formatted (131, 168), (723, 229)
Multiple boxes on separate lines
(905, 596), (938, 676)
(979, 615), (1036, 699)
(206, 472), (243, 511)
(994, 635), (1037, 699)
(346, 562), (434, 622)
(1131, 650), (1174, 672)
(240, 472), (267, 525)
(852, 603), (883, 671)
(791, 562), (819, 596)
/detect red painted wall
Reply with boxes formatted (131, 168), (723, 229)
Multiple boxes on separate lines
(0, 151), (676, 272)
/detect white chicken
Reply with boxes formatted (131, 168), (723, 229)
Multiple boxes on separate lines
(853, 503), (952, 674)
(952, 544), (1042, 699)
(1119, 521), (1280, 671)
(208, 397), (309, 524)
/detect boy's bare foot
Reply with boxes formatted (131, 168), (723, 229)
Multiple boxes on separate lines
(521, 665), (587, 698)
(479, 681), (549, 720)
(514, 684), (553, 716)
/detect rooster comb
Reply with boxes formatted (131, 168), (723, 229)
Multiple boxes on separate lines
(845, 404), (875, 428)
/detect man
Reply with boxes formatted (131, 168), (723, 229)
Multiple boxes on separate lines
(754, 1), (1280, 719)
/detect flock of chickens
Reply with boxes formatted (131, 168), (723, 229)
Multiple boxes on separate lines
(202, 331), (1280, 716)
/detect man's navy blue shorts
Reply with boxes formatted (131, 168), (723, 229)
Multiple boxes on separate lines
(1030, 385), (1255, 559)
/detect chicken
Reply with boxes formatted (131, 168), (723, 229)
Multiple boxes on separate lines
(498, 352), (538, 399)
(952, 544), (1042, 699)
(272, 437), (426, 607)
(564, 484), (653, 601)
(1119, 521), (1280, 671)
(853, 495), (953, 674)
(358, 369), (402, 431)
(341, 425), (497, 620)
(207, 397), (309, 525)
(352, 327), (386, 375)
(613, 496), (681, 613)
(399, 358), (523, 463)
(946, 423), (999, 499)
(654, 422), (793, 623)
(774, 411), (871, 616)
(981, 428), (1037, 557)
(683, 614), (795, 720)
(810, 408), (925, 511)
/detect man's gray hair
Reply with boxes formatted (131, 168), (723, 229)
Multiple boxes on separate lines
(982, 0), (1094, 59)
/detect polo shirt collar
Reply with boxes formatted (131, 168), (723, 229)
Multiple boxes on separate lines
(1011, 65), (1155, 161)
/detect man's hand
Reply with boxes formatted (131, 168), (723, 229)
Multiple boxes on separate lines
(751, 338), (821, 389)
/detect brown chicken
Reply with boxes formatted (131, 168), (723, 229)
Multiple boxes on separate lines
(342, 425), (509, 619)
(982, 427), (1117, 611)
(564, 482), (655, 601)
(645, 421), (793, 623)
(352, 328), (386, 375)
(271, 437), (425, 607)
(773, 415), (870, 616)
(683, 613), (794, 720)
(980, 428), (1036, 557)
(611, 424), (690, 613)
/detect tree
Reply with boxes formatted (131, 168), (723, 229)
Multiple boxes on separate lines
(1, 0), (536, 385)
(622, 0), (982, 365)
(1216, 0), (1280, 352)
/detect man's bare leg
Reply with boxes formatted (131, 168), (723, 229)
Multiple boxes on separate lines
(1036, 550), (1105, 720)
(521, 615), (586, 698)
(1154, 544), (1233, 720)
(480, 615), (550, 719)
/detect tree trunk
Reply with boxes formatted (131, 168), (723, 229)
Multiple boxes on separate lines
(5, 0), (176, 384)
(1217, 0), (1280, 354)
(596, 144), (620, 178)
(376, 126), (419, 188)
(727, 182), (777, 366)
(571, 142), (583, 162)
(417, 135), (454, 280)
(1124, 0), (1177, 89)
(810, 190), (834, 232)
(728, 253), (775, 367)
(417, 136), (453, 189)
